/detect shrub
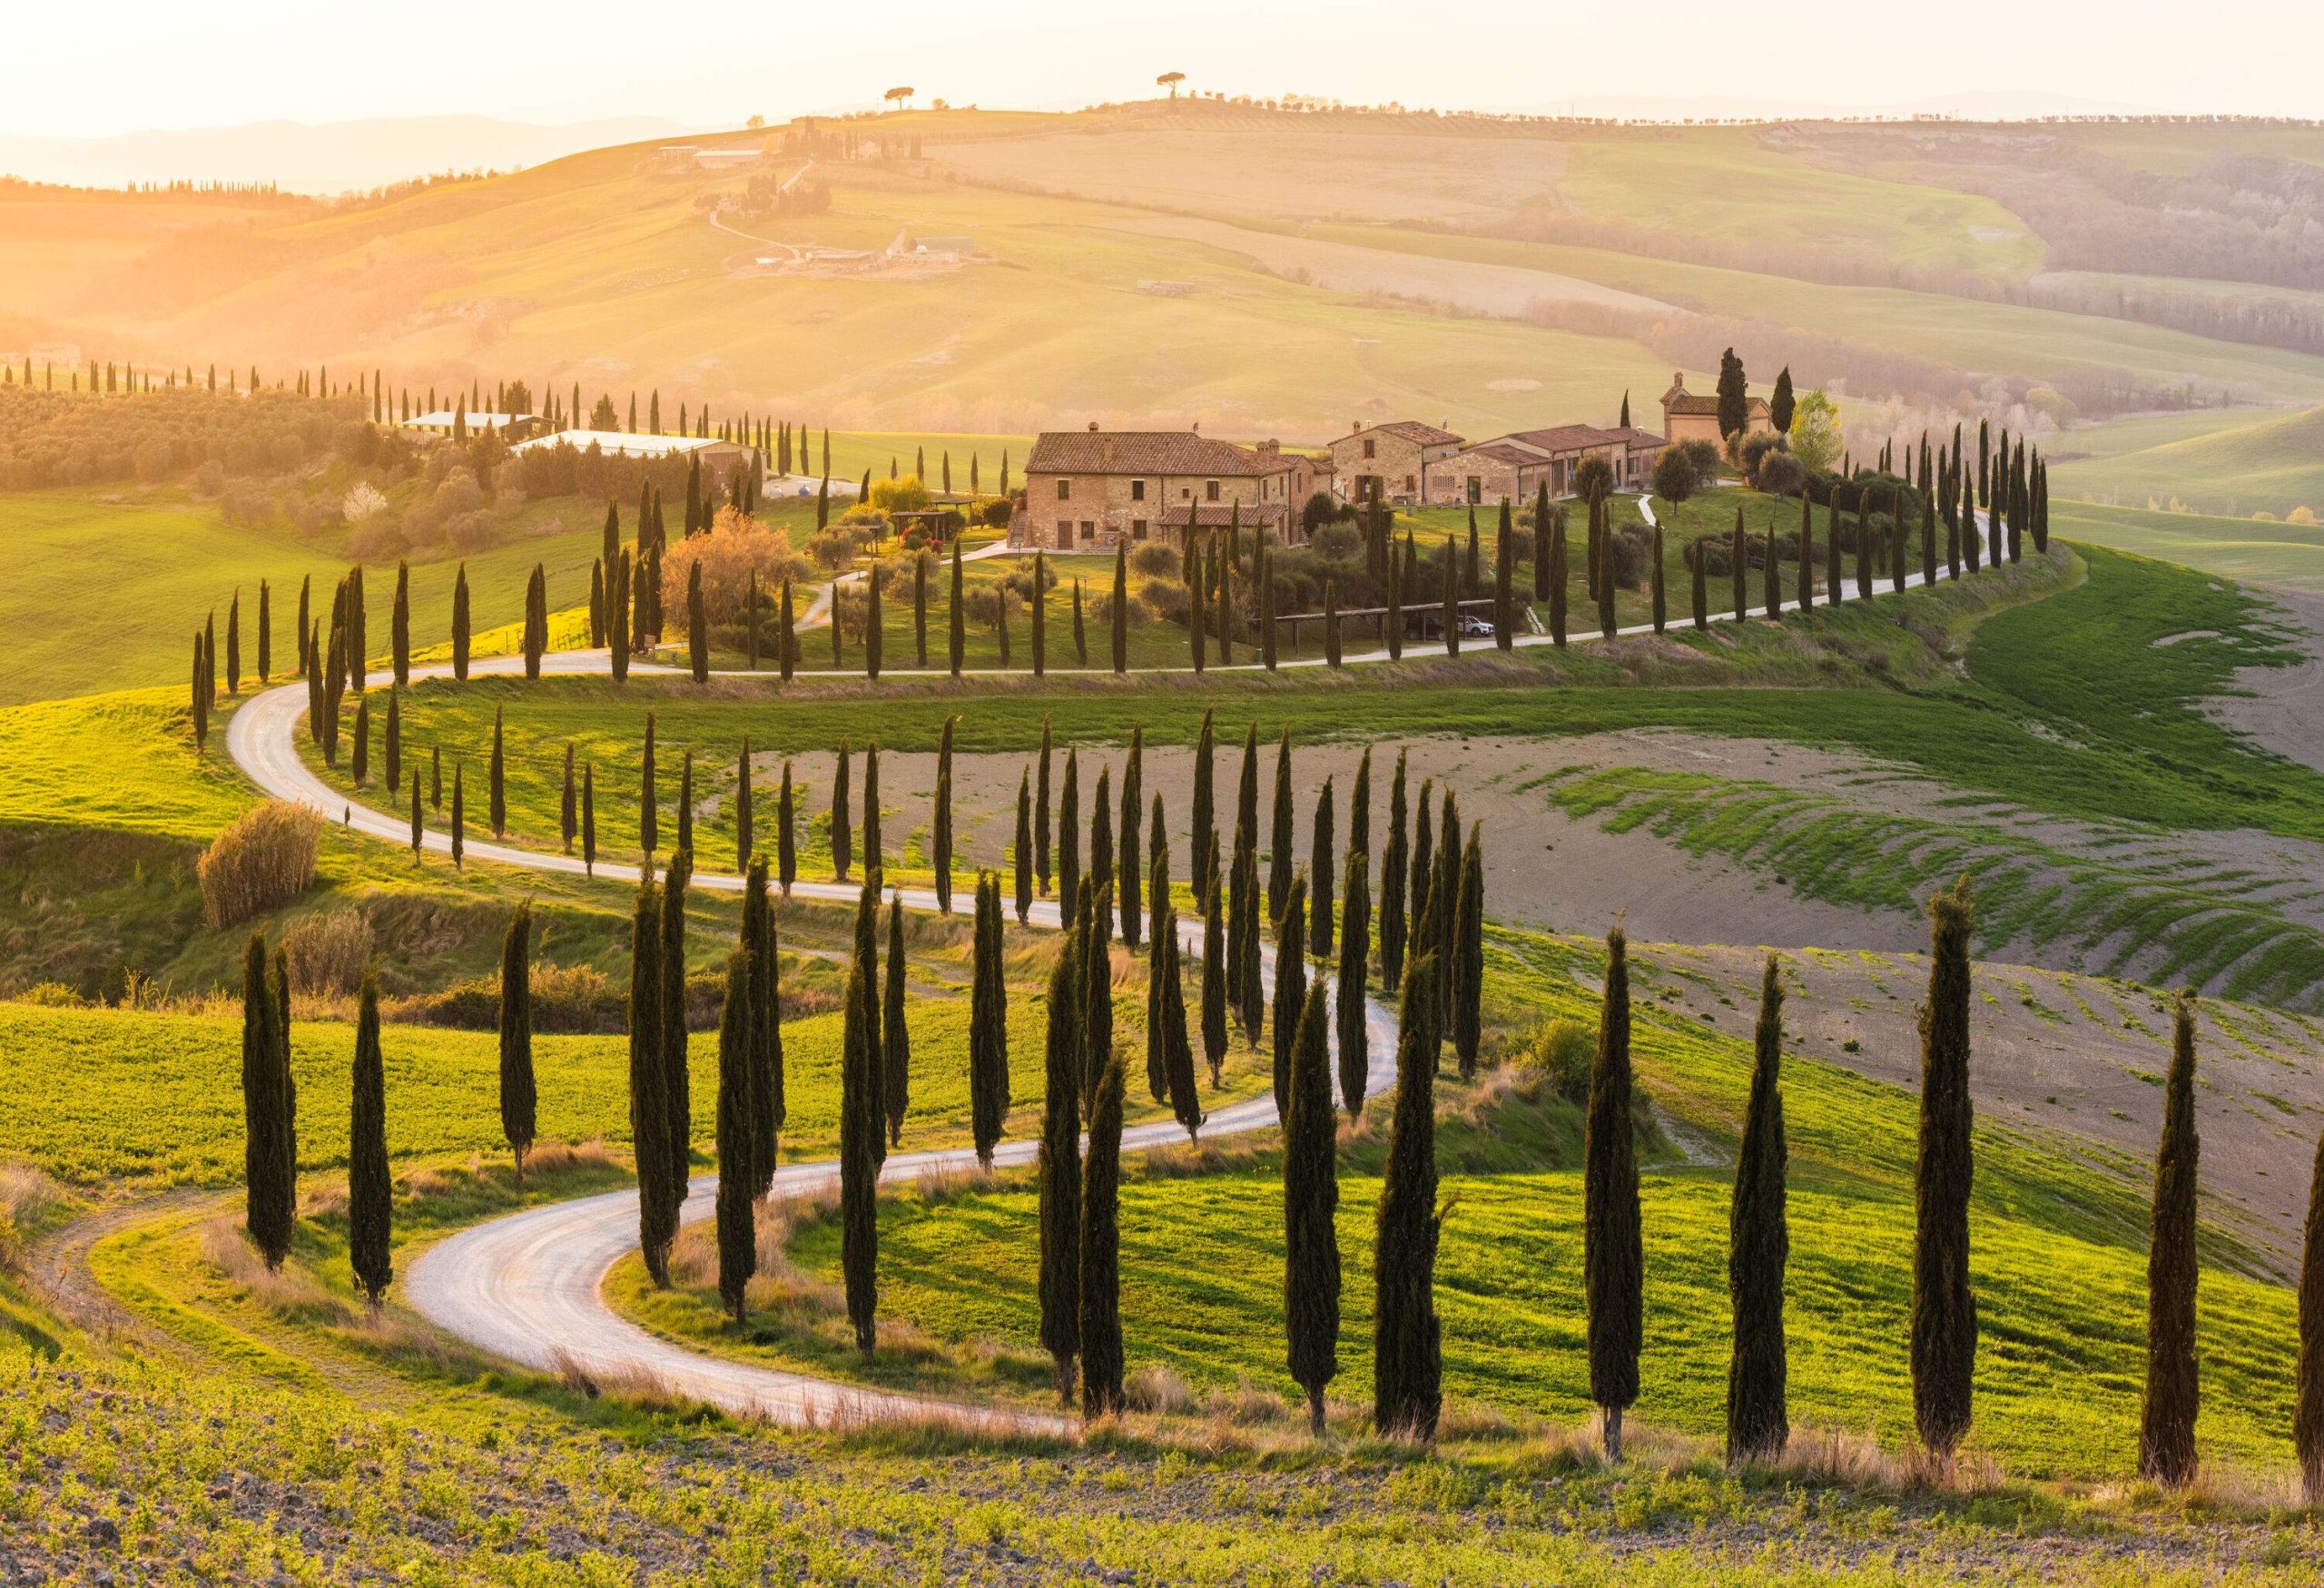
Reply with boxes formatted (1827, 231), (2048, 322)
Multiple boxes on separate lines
(1677, 438), (1724, 482)
(979, 497), (1013, 529)
(1650, 446), (1700, 504)
(196, 801), (322, 928)
(1129, 541), (1177, 577)
(12, 982), (87, 1008)
(282, 908), (373, 996)
(869, 475), (931, 514)
(1571, 455), (1614, 501)
(1516, 1017), (1593, 1103)
(1754, 450), (1809, 498)
(661, 507), (815, 624)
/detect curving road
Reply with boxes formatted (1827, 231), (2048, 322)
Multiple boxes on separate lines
(225, 511), (1987, 1431)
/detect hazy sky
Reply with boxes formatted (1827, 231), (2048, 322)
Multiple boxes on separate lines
(9, 0), (2320, 138)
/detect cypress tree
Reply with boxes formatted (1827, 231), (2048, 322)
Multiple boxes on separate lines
(1078, 1051), (1127, 1419)
(2299, 1121), (2324, 1504)
(350, 694), (370, 785)
(969, 873), (1010, 1169)
(1269, 728), (1295, 921)
(1285, 980), (1340, 1435)
(1731, 509), (1748, 623)
(1029, 550), (1050, 675)
(1373, 952), (1443, 1438)
(677, 750), (694, 857)
(1111, 541), (1129, 673)
(450, 762), (466, 870)
(499, 903), (537, 1181)
(1325, 578), (1342, 667)
(1201, 843), (1228, 1087)
(1059, 749), (1081, 935)
(451, 564), (470, 682)
(1689, 535), (1709, 632)
(1189, 708), (1216, 904)
(1036, 715), (1055, 894)
(776, 760), (796, 893)
(1766, 520), (1782, 619)
(882, 894), (911, 1149)
(385, 692), (402, 804)
(736, 736), (755, 873)
(1380, 750), (1410, 988)
(1649, 525), (1667, 635)
(1037, 902), (1084, 1402)
(258, 579), (271, 684)
(1090, 766), (1114, 946)
(487, 706), (507, 837)
(349, 974), (391, 1309)
(862, 741), (883, 887)
(1585, 923), (1643, 1462)
(240, 932), (294, 1270)
(1119, 728), (1144, 949)
(558, 745), (576, 852)
(1309, 779), (1335, 958)
(1336, 843), (1370, 1119)
(930, 715), (956, 912)
(743, 854), (783, 1196)
(776, 577), (795, 680)
(1234, 813), (1264, 1041)
(831, 739), (852, 882)
(1406, 786), (1434, 999)
(1384, 534), (1403, 659)
(1348, 745), (1374, 871)
(629, 873), (675, 1284)
(1913, 877), (1978, 1464)
(949, 538), (965, 676)
(839, 951), (880, 1356)
(2139, 991), (2201, 1488)
(1081, 880), (1114, 1117)
(655, 856), (696, 1227)
(409, 770), (423, 856)
(1145, 824), (1170, 1103)
(1073, 579), (1088, 666)
(914, 550), (930, 668)
(1494, 503), (1514, 649)
(1532, 482), (1553, 603)
(864, 566), (883, 679)
(583, 765), (596, 876)
(1548, 512), (1569, 646)
(1262, 548), (1281, 670)
(1728, 952), (1789, 1464)
(714, 944), (758, 1321)
(226, 590), (242, 695)
(1273, 871), (1310, 1121)
(1449, 826), (1484, 1080)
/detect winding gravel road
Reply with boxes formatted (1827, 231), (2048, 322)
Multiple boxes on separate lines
(222, 513), (1976, 1431)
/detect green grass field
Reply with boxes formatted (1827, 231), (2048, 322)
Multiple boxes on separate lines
(612, 922), (2293, 1483)
(2053, 406), (2324, 522)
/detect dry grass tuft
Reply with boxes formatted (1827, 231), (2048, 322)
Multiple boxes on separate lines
(196, 1217), (350, 1325)
(1124, 1363), (1195, 1415)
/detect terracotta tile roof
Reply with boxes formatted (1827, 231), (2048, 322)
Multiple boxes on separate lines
(1501, 423), (1626, 455)
(1602, 426), (1667, 447)
(1026, 429), (1289, 477)
(1363, 419), (1464, 447)
(1457, 442), (1548, 468)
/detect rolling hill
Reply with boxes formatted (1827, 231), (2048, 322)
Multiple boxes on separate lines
(5, 104), (2323, 472)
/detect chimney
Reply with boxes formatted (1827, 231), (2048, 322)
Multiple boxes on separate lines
(1191, 420), (1201, 434)
(1087, 419), (1099, 431)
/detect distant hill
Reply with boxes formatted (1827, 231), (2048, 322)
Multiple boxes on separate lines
(2054, 403), (2324, 518)
(0, 114), (694, 194)
(1, 104), (2319, 453)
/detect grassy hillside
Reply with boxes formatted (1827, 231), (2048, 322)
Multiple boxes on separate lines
(2053, 405), (2324, 521)
(12, 109), (2324, 457)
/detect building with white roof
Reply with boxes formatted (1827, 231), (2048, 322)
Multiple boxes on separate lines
(510, 429), (752, 469)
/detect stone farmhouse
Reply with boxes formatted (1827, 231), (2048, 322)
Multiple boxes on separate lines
(1012, 425), (1331, 550)
(1659, 371), (1772, 452)
(1426, 422), (1663, 506)
(1327, 419), (1464, 506)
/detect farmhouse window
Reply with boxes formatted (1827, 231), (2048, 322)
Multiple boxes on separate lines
(1080, 520), (1095, 542)
(1131, 479), (1146, 501)
(1056, 520), (1072, 547)
(1466, 477), (1482, 504)
(1205, 479), (1220, 501)
(1056, 478), (1071, 500)
(1363, 439), (1375, 459)
(1132, 519), (1147, 540)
